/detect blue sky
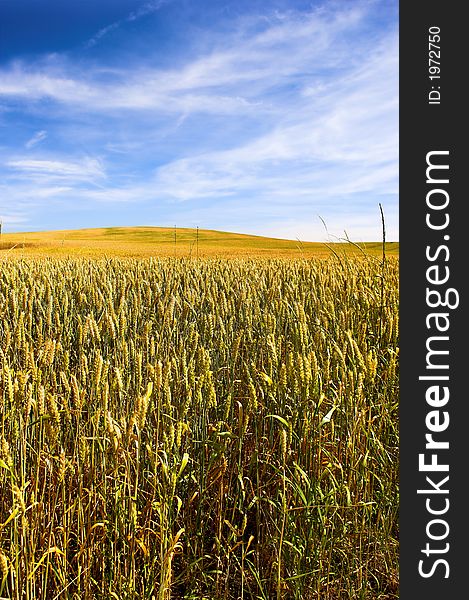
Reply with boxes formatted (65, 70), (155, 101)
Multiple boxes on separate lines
(0, 0), (398, 241)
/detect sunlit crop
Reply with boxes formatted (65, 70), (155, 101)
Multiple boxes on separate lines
(0, 255), (398, 599)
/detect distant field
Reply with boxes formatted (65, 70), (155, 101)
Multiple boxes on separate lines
(0, 226), (399, 259)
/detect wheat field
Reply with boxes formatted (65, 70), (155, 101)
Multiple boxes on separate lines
(0, 253), (398, 599)
(0, 226), (399, 259)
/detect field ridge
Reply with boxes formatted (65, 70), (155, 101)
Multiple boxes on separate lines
(0, 226), (399, 258)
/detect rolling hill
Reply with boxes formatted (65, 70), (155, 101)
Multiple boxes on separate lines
(0, 226), (399, 259)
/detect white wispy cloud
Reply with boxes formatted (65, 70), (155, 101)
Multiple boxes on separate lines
(151, 32), (397, 202)
(0, 212), (28, 226)
(85, 23), (120, 49)
(127, 0), (170, 22)
(25, 130), (47, 149)
(7, 158), (106, 183)
(1, 2), (398, 240)
(85, 0), (170, 48)
(0, 5), (384, 115)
